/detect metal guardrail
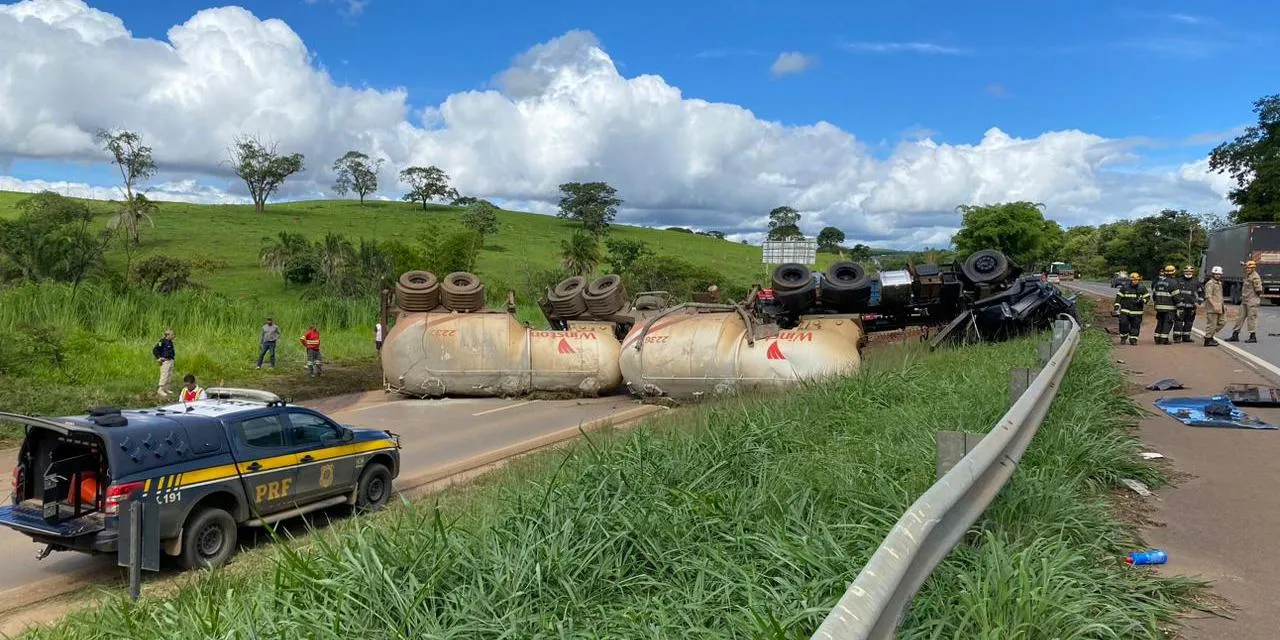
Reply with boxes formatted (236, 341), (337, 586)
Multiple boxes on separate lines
(812, 315), (1082, 639)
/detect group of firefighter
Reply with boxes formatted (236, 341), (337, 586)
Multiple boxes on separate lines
(1113, 260), (1264, 347)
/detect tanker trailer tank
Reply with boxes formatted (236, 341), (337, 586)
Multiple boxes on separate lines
(618, 303), (863, 400)
(383, 272), (623, 398)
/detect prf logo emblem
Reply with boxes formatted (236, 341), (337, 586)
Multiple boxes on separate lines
(319, 464), (334, 488)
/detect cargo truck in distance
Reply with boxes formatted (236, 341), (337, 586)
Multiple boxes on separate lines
(1200, 223), (1280, 305)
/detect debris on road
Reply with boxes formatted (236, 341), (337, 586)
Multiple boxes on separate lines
(1126, 549), (1169, 566)
(1121, 478), (1153, 497)
(1138, 451), (1165, 460)
(1154, 396), (1277, 430)
(1146, 378), (1185, 391)
(1223, 383), (1280, 406)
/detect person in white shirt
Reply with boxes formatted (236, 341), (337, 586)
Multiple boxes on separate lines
(374, 321), (384, 352)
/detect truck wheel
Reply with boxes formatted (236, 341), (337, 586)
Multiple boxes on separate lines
(178, 507), (238, 570)
(1230, 283), (1242, 305)
(354, 463), (392, 513)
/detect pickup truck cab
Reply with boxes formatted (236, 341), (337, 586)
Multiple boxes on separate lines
(1, 388), (400, 570)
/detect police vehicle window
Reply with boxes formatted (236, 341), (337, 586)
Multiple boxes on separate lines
(237, 415), (286, 448)
(289, 411), (340, 445)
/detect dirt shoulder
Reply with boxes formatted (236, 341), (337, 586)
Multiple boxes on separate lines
(1088, 298), (1280, 639)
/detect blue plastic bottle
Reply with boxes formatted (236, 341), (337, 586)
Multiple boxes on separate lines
(1126, 550), (1168, 565)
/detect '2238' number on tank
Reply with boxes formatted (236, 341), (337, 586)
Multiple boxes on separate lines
(643, 335), (669, 344)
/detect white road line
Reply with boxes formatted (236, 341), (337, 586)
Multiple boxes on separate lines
(471, 400), (537, 417)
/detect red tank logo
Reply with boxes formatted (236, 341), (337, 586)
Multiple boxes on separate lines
(777, 331), (814, 342)
(558, 338), (575, 354)
(531, 330), (598, 340)
(766, 341), (786, 360)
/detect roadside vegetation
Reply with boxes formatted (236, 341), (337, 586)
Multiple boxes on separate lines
(25, 325), (1197, 638)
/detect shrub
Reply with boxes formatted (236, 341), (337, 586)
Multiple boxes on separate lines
(131, 255), (196, 293)
(625, 254), (727, 301)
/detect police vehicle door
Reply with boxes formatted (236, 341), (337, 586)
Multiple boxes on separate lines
(284, 409), (356, 505)
(229, 412), (300, 516)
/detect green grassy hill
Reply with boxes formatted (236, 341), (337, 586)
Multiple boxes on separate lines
(0, 191), (840, 300)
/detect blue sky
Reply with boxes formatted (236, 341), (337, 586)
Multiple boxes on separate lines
(0, 0), (1272, 245)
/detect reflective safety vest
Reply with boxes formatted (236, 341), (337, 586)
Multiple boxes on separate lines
(181, 386), (204, 403)
(301, 330), (320, 350)
(1175, 277), (1202, 308)
(1114, 283), (1149, 315)
(1152, 276), (1178, 311)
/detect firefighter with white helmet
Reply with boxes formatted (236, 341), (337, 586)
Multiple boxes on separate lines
(1173, 265), (1203, 343)
(1203, 266), (1226, 346)
(1227, 259), (1263, 343)
(1152, 264), (1178, 344)
(1113, 272), (1149, 345)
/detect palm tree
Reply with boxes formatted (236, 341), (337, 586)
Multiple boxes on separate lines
(259, 231), (313, 282)
(107, 193), (158, 246)
(315, 233), (355, 284)
(560, 231), (602, 276)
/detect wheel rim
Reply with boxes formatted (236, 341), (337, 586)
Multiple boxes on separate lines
(197, 523), (224, 559)
(367, 475), (386, 503)
(974, 254), (997, 274)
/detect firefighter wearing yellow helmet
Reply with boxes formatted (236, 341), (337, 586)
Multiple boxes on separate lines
(1227, 259), (1263, 343)
(1152, 265), (1179, 344)
(1113, 271), (1149, 345)
(1173, 265), (1203, 343)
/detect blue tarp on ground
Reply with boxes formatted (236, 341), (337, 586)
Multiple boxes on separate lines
(1154, 396), (1277, 430)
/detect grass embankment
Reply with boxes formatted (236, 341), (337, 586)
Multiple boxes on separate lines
(26, 327), (1196, 639)
(0, 190), (834, 443)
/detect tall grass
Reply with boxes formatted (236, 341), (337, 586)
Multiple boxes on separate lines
(0, 282), (377, 423)
(26, 327), (1196, 639)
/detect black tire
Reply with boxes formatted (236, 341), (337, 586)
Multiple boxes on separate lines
(772, 263), (812, 291)
(354, 463), (392, 513)
(775, 278), (819, 314)
(821, 262), (872, 311)
(583, 274), (627, 317)
(441, 272), (486, 312)
(178, 507), (237, 571)
(548, 276), (589, 318)
(552, 276), (587, 298)
(962, 249), (1012, 285)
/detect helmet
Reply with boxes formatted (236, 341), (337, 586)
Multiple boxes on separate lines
(1211, 266), (1223, 275)
(1129, 272), (1142, 281)
(1246, 260), (1258, 269)
(1163, 265), (1176, 275)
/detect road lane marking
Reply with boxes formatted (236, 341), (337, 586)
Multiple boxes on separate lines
(471, 400), (537, 417)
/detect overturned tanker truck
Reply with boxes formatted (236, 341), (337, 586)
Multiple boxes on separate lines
(380, 248), (1076, 401)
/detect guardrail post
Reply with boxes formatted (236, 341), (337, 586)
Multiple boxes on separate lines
(1037, 342), (1052, 366)
(1009, 367), (1032, 404)
(935, 431), (982, 480)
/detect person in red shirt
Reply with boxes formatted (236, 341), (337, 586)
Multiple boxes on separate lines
(300, 324), (322, 377)
(180, 374), (206, 403)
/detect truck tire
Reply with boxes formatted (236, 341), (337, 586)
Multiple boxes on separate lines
(354, 463), (392, 513)
(179, 507), (238, 570)
(772, 263), (812, 291)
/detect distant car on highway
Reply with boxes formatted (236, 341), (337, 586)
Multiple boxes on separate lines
(1047, 273), (1061, 284)
(0, 388), (400, 570)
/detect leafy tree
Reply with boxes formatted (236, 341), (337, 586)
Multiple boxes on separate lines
(846, 243), (872, 262)
(259, 231), (317, 285)
(451, 195), (479, 207)
(417, 225), (481, 274)
(665, 227), (693, 233)
(1209, 94), (1280, 222)
(951, 201), (1058, 266)
(604, 237), (654, 274)
(557, 182), (622, 236)
(696, 230), (726, 240)
(332, 151), (383, 203)
(400, 166), (454, 210)
(315, 233), (356, 283)
(461, 200), (500, 242)
(229, 136), (305, 213)
(767, 206), (802, 240)
(97, 129), (159, 246)
(0, 192), (108, 286)
(1096, 210), (1208, 279)
(625, 255), (726, 302)
(560, 231), (602, 276)
(817, 226), (846, 252)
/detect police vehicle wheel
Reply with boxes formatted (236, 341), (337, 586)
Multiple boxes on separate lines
(179, 507), (237, 570)
(355, 463), (392, 512)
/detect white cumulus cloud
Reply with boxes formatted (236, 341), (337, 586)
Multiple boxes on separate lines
(0, 0), (1235, 248)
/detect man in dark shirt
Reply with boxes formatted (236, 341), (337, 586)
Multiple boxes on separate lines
(152, 329), (176, 397)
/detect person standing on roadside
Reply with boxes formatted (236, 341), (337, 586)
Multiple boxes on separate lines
(1227, 259), (1264, 343)
(257, 316), (280, 369)
(180, 374), (206, 403)
(152, 329), (176, 398)
(300, 324), (322, 377)
(374, 319), (384, 352)
(1174, 265), (1203, 343)
(1203, 266), (1226, 347)
(1113, 272), (1149, 346)
(1152, 265), (1178, 345)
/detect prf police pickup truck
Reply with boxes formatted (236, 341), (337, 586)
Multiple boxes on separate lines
(1, 388), (400, 569)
